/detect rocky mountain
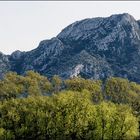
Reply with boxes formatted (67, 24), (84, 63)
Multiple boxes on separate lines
(1, 13), (140, 82)
(0, 52), (10, 77)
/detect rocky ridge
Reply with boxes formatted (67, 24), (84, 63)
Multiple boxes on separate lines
(1, 13), (140, 82)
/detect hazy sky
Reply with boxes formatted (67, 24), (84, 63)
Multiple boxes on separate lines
(1, 1), (140, 54)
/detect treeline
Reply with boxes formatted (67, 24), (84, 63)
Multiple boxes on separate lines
(0, 71), (140, 139)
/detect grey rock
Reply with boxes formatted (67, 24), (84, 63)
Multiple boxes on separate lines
(11, 50), (24, 60)
(0, 52), (10, 78)
(1, 13), (140, 82)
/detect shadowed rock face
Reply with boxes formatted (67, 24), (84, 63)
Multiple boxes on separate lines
(1, 13), (140, 82)
(0, 52), (10, 77)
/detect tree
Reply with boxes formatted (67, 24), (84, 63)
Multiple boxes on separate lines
(0, 72), (139, 139)
(24, 71), (52, 96)
(47, 89), (95, 139)
(51, 75), (62, 94)
(0, 72), (24, 100)
(104, 77), (140, 104)
(94, 102), (139, 140)
(65, 77), (103, 103)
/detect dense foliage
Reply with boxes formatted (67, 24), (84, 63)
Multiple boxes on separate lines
(0, 71), (140, 139)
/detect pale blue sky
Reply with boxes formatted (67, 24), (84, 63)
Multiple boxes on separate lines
(1, 1), (140, 54)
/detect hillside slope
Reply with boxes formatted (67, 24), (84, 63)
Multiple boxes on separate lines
(1, 13), (140, 82)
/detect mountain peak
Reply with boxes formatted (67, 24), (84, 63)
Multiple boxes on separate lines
(10, 50), (24, 60)
(115, 13), (136, 24)
(111, 13), (133, 18)
(57, 13), (139, 43)
(1, 13), (140, 82)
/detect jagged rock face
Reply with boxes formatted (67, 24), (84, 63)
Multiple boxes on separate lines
(1, 13), (140, 82)
(0, 52), (10, 78)
(10, 50), (24, 60)
(20, 37), (65, 74)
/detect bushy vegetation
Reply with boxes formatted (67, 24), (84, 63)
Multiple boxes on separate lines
(0, 71), (140, 139)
